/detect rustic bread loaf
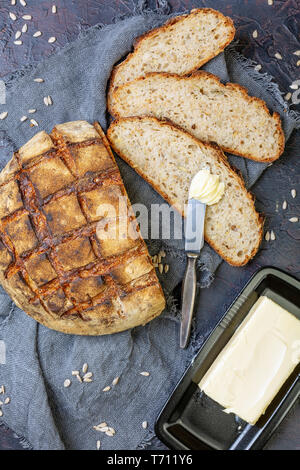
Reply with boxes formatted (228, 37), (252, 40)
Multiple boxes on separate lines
(107, 117), (263, 266)
(111, 72), (285, 162)
(0, 120), (165, 335)
(108, 8), (235, 113)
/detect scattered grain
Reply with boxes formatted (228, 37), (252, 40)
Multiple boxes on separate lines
(252, 30), (258, 39)
(44, 96), (49, 106)
(0, 386), (5, 394)
(52, 5), (57, 13)
(28, 109), (36, 113)
(4, 397), (10, 404)
(140, 371), (150, 376)
(164, 264), (169, 273)
(48, 36), (56, 43)
(0, 410), (2, 417)
(291, 189), (296, 198)
(274, 52), (282, 60)
(20, 0), (27, 6)
(289, 217), (298, 223)
(158, 263), (164, 274)
(270, 230), (276, 241)
(268, 0), (273, 4)
(11, 0), (16, 5)
(96, 440), (101, 450)
(15, 31), (22, 39)
(47, 95), (53, 105)
(72, 370), (79, 376)
(102, 386), (111, 392)
(290, 83), (299, 90)
(83, 372), (93, 379)
(293, 50), (300, 56)
(9, 12), (17, 21)
(284, 92), (291, 101)
(0, 112), (8, 120)
(297, 60), (300, 67)
(142, 421), (148, 429)
(22, 23), (28, 33)
(159, 250), (166, 258)
(22, 15), (32, 20)
(265, 231), (270, 242)
(64, 379), (71, 388)
(112, 377), (119, 386)
(14, 40), (23, 45)
(34, 78), (44, 82)
(282, 200), (287, 210)
(33, 31), (42, 37)
(30, 119), (38, 126)
(82, 363), (88, 374)
(254, 64), (262, 71)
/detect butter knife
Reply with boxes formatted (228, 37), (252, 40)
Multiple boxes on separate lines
(180, 198), (206, 349)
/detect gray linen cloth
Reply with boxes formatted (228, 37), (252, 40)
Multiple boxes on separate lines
(0, 9), (299, 450)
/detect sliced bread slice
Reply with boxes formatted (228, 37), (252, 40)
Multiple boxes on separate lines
(108, 8), (235, 113)
(107, 117), (263, 266)
(111, 72), (285, 162)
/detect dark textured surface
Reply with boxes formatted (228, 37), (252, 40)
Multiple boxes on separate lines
(0, 0), (299, 451)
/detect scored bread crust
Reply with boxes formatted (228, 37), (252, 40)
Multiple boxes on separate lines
(107, 8), (235, 113)
(0, 120), (165, 335)
(107, 116), (264, 267)
(111, 71), (285, 163)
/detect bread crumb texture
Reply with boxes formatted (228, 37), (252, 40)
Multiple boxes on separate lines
(108, 117), (263, 266)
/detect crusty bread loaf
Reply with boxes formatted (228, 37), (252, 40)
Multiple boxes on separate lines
(111, 72), (285, 162)
(107, 117), (263, 266)
(108, 8), (235, 113)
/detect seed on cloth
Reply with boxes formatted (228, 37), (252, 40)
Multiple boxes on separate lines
(64, 379), (71, 388)
(265, 231), (270, 241)
(48, 37), (56, 43)
(142, 421), (148, 429)
(33, 31), (42, 37)
(20, 0), (27, 6)
(96, 440), (101, 450)
(22, 24), (28, 33)
(270, 230), (276, 241)
(9, 12), (17, 21)
(14, 40), (23, 45)
(0, 112), (8, 120)
(4, 397), (10, 404)
(291, 189), (296, 198)
(28, 109), (36, 114)
(34, 78), (44, 83)
(52, 5), (57, 14)
(112, 377), (119, 386)
(0, 386), (5, 394)
(0, 409), (2, 417)
(140, 371), (150, 376)
(15, 31), (22, 39)
(30, 119), (38, 126)
(274, 52), (282, 60)
(282, 200), (287, 210)
(82, 363), (88, 374)
(102, 386), (111, 392)
(22, 15), (32, 20)
(289, 217), (298, 222)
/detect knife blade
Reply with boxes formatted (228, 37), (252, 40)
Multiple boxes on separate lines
(180, 198), (206, 349)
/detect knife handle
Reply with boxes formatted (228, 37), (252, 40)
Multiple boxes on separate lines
(180, 252), (199, 349)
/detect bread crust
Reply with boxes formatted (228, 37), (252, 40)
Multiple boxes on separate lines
(107, 8), (235, 113)
(111, 70), (285, 163)
(107, 116), (264, 267)
(0, 121), (165, 335)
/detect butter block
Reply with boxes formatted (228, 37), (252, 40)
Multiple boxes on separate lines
(199, 296), (300, 425)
